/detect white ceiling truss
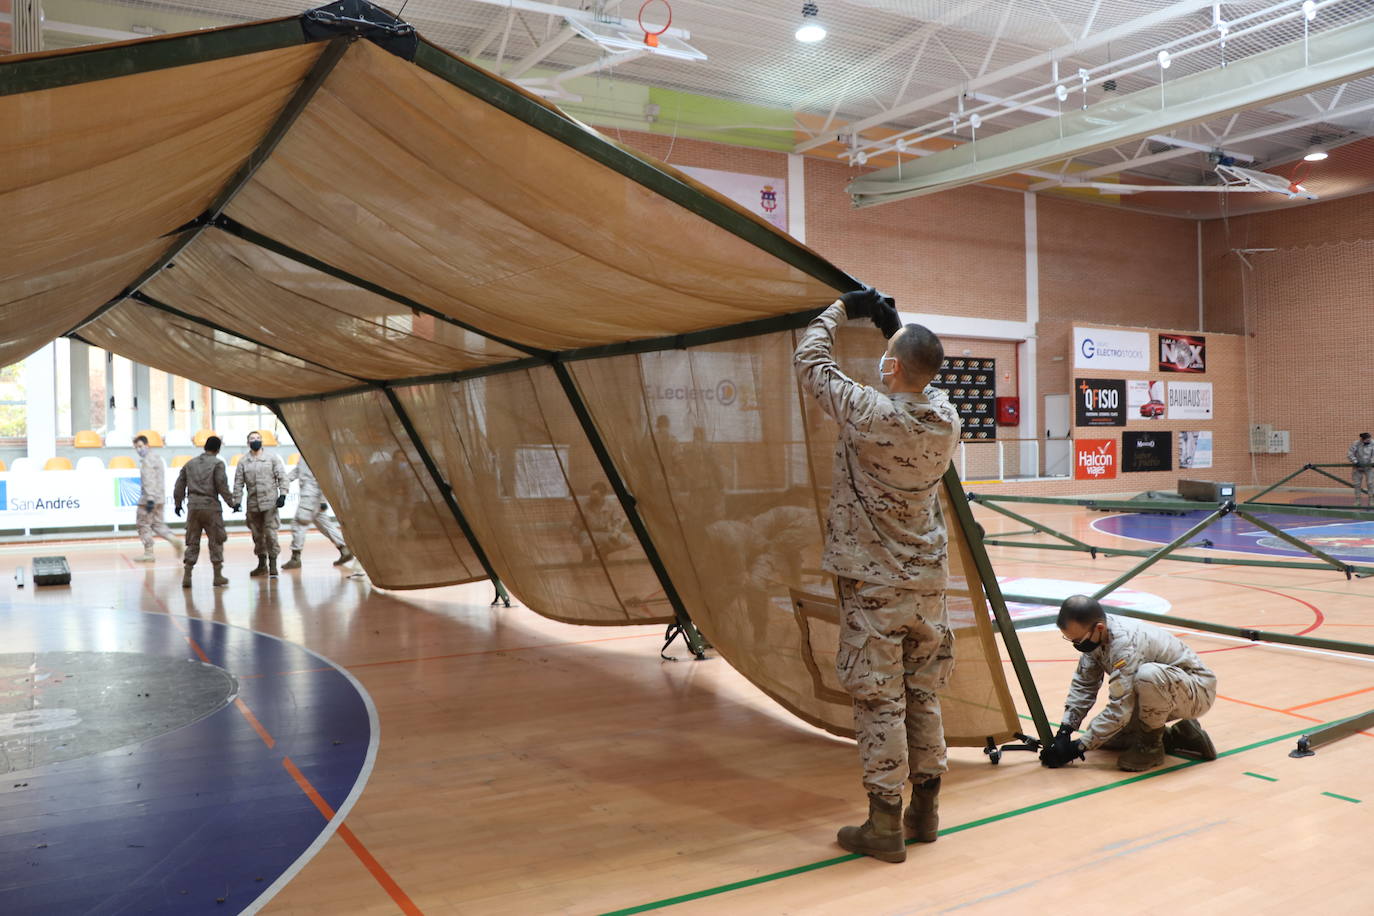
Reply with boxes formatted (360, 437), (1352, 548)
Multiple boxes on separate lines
(13, 0), (1374, 212)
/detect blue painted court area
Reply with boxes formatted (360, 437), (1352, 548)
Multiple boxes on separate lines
(1093, 511), (1374, 562)
(0, 605), (375, 914)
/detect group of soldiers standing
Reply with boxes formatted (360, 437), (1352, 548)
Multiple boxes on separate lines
(133, 431), (352, 588)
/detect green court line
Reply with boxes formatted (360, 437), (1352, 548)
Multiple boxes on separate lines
(599, 724), (1315, 916)
(1244, 772), (1279, 782)
(1321, 791), (1361, 803)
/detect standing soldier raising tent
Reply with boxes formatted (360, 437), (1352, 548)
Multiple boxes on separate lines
(281, 459), (352, 570)
(131, 434), (183, 562)
(1349, 432), (1374, 507)
(794, 286), (961, 864)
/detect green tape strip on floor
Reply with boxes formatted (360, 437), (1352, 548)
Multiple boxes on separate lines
(600, 724), (1316, 916)
(1321, 791), (1361, 803)
(1244, 772), (1279, 782)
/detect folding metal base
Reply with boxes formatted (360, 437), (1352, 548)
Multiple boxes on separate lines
(1290, 707), (1374, 758)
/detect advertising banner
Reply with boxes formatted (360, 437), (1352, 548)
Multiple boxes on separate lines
(1075, 438), (1118, 480)
(1122, 431), (1173, 472)
(1179, 431), (1213, 469)
(1073, 327), (1150, 371)
(0, 461), (304, 531)
(1075, 378), (1126, 427)
(1126, 379), (1166, 419)
(1167, 381), (1213, 420)
(676, 166), (787, 233)
(1159, 332), (1206, 372)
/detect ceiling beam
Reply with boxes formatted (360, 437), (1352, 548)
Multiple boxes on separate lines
(849, 13), (1374, 206)
(794, 0), (1213, 153)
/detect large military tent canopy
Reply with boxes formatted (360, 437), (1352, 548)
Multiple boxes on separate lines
(1, 0), (1042, 743)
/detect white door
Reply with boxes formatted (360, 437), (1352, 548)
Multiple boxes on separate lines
(1044, 394), (1071, 477)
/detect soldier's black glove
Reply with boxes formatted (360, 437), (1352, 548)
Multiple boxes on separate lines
(319, 502), (328, 512)
(232, 503), (242, 513)
(276, 494), (287, 509)
(174, 504), (183, 517)
(144, 499), (155, 512)
(872, 296), (901, 339)
(1040, 733), (1086, 768)
(839, 286), (884, 320)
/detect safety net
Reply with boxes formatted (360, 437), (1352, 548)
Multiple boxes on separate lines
(0, 1), (1040, 741)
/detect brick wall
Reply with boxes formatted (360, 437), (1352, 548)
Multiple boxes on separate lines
(1201, 189), (1374, 480)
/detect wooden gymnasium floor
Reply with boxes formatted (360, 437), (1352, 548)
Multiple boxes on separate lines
(1, 503), (1372, 915)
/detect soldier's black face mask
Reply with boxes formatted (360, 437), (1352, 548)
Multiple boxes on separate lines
(248, 440), (262, 451)
(1071, 624), (1103, 653)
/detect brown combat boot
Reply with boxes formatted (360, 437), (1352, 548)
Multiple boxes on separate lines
(1164, 719), (1217, 761)
(212, 563), (228, 587)
(182, 565), (194, 589)
(837, 794), (905, 863)
(268, 557), (278, 578)
(903, 776), (940, 842)
(1118, 726), (1166, 771)
(249, 556), (268, 577)
(282, 549), (302, 570)
(332, 546), (354, 567)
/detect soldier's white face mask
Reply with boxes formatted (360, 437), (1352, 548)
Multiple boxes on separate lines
(134, 444), (148, 457)
(876, 355), (898, 385)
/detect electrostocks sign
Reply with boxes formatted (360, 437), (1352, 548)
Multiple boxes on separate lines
(1073, 327), (1150, 371)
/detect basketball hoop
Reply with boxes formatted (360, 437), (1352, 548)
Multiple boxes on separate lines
(1286, 159), (1312, 196)
(638, 0), (672, 48)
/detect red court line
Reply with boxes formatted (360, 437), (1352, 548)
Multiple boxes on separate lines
(1217, 694), (1374, 738)
(283, 757), (425, 916)
(1285, 684), (1374, 712)
(161, 593), (423, 914)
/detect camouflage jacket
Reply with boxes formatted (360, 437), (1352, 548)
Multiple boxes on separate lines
(173, 453), (234, 511)
(1062, 615), (1217, 750)
(1349, 439), (1374, 468)
(794, 302), (961, 591)
(288, 461), (323, 513)
(233, 451), (287, 513)
(138, 451), (167, 504)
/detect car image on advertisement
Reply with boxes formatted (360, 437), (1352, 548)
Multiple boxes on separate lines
(1139, 399), (1166, 418)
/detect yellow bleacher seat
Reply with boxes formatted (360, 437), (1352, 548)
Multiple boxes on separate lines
(108, 455), (137, 469)
(257, 429), (279, 447)
(171, 455), (194, 469)
(230, 454), (241, 467)
(135, 429), (165, 447)
(0, 459), (6, 471)
(44, 457), (74, 471)
(287, 453), (301, 466)
(74, 430), (103, 448)
(192, 429), (218, 447)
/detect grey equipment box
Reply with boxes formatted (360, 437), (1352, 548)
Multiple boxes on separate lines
(32, 556), (72, 586)
(1178, 480), (1236, 502)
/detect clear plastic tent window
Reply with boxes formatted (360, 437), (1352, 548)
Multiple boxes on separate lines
(0, 0), (1044, 743)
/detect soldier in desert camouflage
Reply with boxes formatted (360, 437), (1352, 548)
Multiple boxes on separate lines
(794, 286), (961, 864)
(1041, 595), (1218, 772)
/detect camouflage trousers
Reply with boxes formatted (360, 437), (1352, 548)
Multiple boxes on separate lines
(1353, 468), (1373, 506)
(835, 577), (955, 803)
(246, 508), (281, 558)
(136, 502), (176, 550)
(1134, 663), (1217, 729)
(184, 508), (226, 567)
(290, 507), (346, 552)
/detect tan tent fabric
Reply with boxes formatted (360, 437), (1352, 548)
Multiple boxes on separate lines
(0, 13), (1041, 744)
(280, 390), (486, 590)
(0, 237), (168, 368)
(82, 300), (356, 398)
(2, 45), (321, 290)
(395, 373), (674, 626)
(143, 229), (523, 378)
(226, 40), (837, 351)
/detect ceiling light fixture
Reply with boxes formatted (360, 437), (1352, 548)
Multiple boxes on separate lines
(795, 2), (826, 42)
(1303, 148), (1328, 161)
(1157, 50), (1171, 69)
(1303, 0), (1317, 20)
